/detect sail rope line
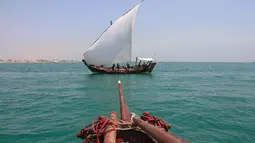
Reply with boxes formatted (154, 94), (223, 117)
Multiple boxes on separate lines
(113, 43), (131, 64)
(83, 24), (111, 58)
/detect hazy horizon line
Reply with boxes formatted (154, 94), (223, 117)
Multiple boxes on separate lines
(0, 58), (253, 63)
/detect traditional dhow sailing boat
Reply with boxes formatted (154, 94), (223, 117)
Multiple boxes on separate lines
(82, 1), (157, 74)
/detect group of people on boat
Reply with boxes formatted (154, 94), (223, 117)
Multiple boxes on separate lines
(111, 63), (131, 71)
(109, 61), (152, 71)
(83, 58), (154, 72)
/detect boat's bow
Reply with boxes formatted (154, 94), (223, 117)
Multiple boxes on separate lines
(76, 80), (191, 143)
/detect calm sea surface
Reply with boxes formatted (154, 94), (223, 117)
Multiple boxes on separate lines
(0, 62), (254, 143)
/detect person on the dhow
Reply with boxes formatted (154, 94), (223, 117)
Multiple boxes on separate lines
(126, 63), (130, 68)
(116, 63), (120, 70)
(112, 64), (115, 71)
(138, 61), (141, 67)
(148, 61), (152, 65)
(142, 62), (146, 68)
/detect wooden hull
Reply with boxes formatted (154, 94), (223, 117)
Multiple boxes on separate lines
(82, 59), (156, 74)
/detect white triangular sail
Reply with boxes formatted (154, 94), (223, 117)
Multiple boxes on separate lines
(83, 2), (142, 65)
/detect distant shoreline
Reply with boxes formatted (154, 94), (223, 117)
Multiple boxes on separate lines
(0, 59), (253, 63)
(0, 59), (80, 63)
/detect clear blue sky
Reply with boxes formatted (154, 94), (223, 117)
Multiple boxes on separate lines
(1, 0), (254, 62)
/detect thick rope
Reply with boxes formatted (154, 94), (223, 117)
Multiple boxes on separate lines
(78, 113), (170, 142)
(140, 112), (170, 131)
(79, 116), (116, 143)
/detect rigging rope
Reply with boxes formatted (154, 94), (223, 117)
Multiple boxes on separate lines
(79, 116), (116, 143)
(140, 112), (171, 131)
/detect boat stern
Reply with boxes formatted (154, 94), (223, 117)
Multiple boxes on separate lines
(147, 62), (157, 72)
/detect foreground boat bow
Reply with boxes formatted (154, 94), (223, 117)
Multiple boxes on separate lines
(76, 81), (190, 143)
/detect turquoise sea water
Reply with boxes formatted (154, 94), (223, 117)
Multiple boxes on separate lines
(0, 62), (254, 143)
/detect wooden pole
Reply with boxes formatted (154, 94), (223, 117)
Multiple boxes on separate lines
(132, 116), (191, 143)
(104, 112), (117, 143)
(118, 80), (130, 121)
